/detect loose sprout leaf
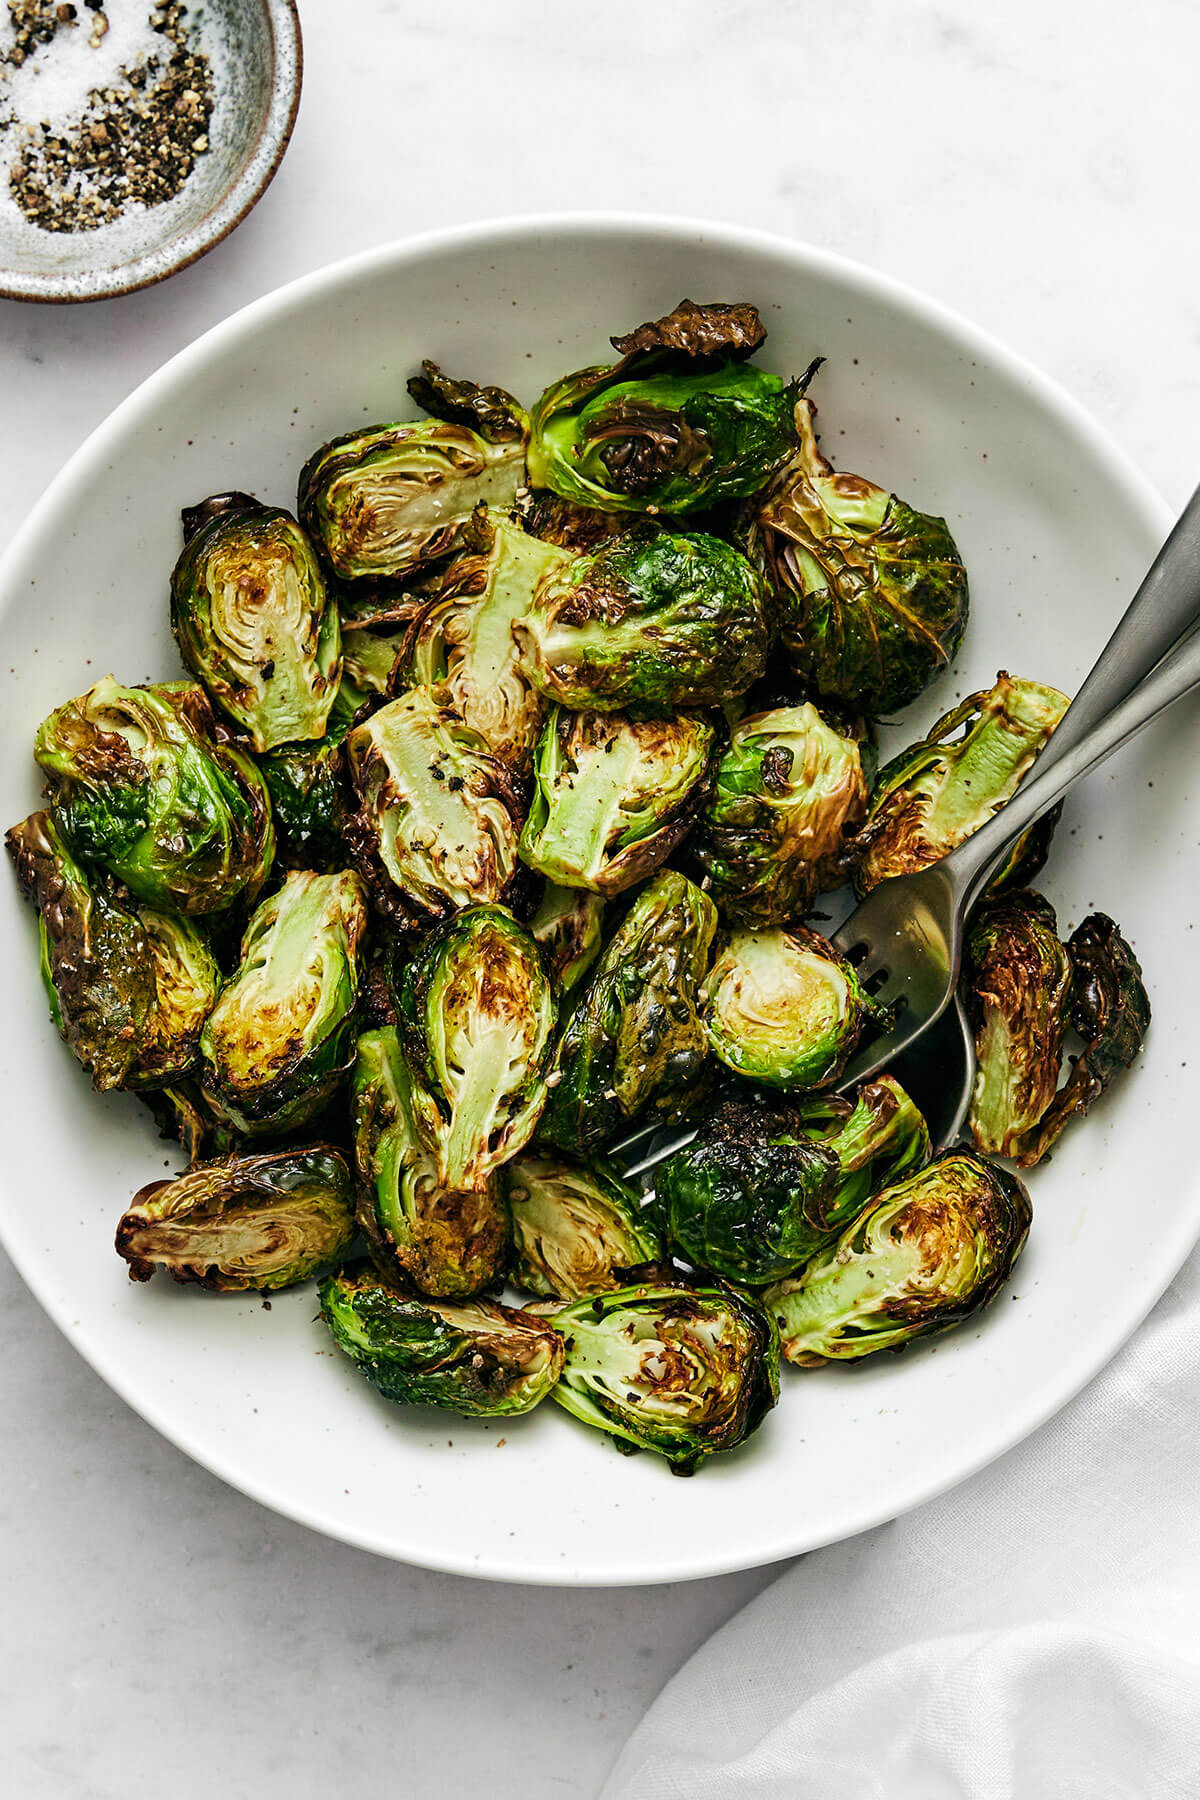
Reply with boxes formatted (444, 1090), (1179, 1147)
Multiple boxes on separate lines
(405, 360), (530, 444)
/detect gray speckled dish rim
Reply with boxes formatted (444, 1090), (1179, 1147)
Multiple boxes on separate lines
(0, 0), (302, 304)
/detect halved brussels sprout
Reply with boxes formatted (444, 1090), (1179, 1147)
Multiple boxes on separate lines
(528, 299), (796, 514)
(200, 870), (368, 1136)
(115, 1145), (356, 1291)
(504, 1153), (661, 1299)
(690, 703), (867, 923)
(547, 1278), (779, 1473)
(539, 870), (717, 1156)
(750, 391), (969, 714)
(965, 891), (1074, 1161)
(7, 810), (219, 1091)
(170, 493), (341, 752)
(519, 707), (718, 898)
(35, 677), (274, 916)
(395, 905), (555, 1192)
(339, 626), (405, 701)
(659, 1076), (931, 1285)
(530, 881), (605, 1000)
(702, 924), (881, 1090)
(766, 1150), (1032, 1364)
(342, 686), (523, 927)
(403, 508), (567, 768)
(853, 673), (1069, 895)
(319, 1261), (563, 1416)
(352, 1027), (509, 1298)
(512, 529), (770, 713)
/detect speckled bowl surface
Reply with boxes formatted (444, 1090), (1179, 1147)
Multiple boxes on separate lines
(0, 0), (300, 303)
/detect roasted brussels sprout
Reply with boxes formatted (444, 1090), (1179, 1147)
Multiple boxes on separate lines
(548, 1278), (779, 1473)
(659, 1077), (931, 1285)
(403, 508), (566, 768)
(170, 494), (341, 752)
(7, 810), (220, 1091)
(766, 1150), (1032, 1364)
(703, 924), (881, 1090)
(530, 881), (605, 999)
(352, 1027), (508, 1298)
(504, 1153), (660, 1299)
(853, 673), (1069, 894)
(690, 703), (867, 923)
(342, 686), (522, 927)
(520, 706), (718, 898)
(965, 891), (1074, 1161)
(539, 870), (717, 1156)
(395, 905), (554, 1192)
(528, 299), (796, 515)
(200, 870), (368, 1136)
(339, 626), (404, 702)
(34, 677), (274, 916)
(115, 1145), (355, 1291)
(260, 731), (347, 871)
(319, 1261), (563, 1416)
(140, 1078), (239, 1164)
(512, 529), (770, 713)
(750, 391), (969, 714)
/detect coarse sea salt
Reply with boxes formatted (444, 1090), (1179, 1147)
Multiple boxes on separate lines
(0, 5), (169, 132)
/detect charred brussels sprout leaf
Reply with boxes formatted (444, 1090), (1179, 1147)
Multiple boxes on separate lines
(659, 1077), (931, 1285)
(751, 392), (969, 714)
(343, 686), (522, 927)
(854, 672), (1069, 894)
(966, 891), (1074, 1161)
(352, 1027), (509, 1298)
(170, 494), (341, 752)
(139, 1079), (240, 1164)
(406, 359), (529, 443)
(528, 299), (796, 514)
(260, 730), (347, 871)
(512, 529), (770, 713)
(395, 905), (554, 1192)
(201, 870), (368, 1136)
(703, 924), (882, 1090)
(115, 1145), (355, 1291)
(7, 809), (219, 1092)
(504, 1153), (661, 1299)
(298, 413), (526, 583)
(691, 703), (867, 924)
(516, 488), (629, 554)
(766, 1150), (1032, 1364)
(35, 677), (274, 916)
(520, 706), (718, 898)
(540, 870), (717, 1156)
(548, 1279), (779, 1473)
(530, 881), (605, 999)
(403, 509), (566, 768)
(319, 1261), (563, 1416)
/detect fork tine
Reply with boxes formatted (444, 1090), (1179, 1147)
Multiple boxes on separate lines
(605, 1119), (662, 1162)
(620, 1125), (698, 1182)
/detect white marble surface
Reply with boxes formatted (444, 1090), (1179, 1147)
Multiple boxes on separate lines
(1, 3), (1198, 1794)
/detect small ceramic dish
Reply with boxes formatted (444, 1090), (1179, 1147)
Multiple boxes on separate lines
(0, 0), (301, 303)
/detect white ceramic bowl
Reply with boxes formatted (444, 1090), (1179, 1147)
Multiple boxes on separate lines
(0, 217), (1189, 1585)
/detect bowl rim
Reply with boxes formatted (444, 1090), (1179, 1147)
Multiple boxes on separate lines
(0, 213), (1182, 1583)
(0, 0), (303, 305)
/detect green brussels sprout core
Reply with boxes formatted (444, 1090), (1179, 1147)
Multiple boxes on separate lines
(751, 393), (970, 714)
(530, 881), (605, 999)
(703, 924), (878, 1090)
(539, 870), (717, 1156)
(343, 686), (522, 927)
(34, 676), (274, 916)
(504, 1154), (661, 1299)
(512, 530), (770, 713)
(854, 672), (1070, 895)
(319, 1262), (564, 1416)
(966, 891), (1074, 1161)
(767, 1150), (1031, 1365)
(548, 1280), (780, 1473)
(115, 1146), (356, 1291)
(298, 419), (525, 583)
(170, 496), (341, 753)
(352, 1028), (509, 1298)
(396, 905), (555, 1192)
(201, 869), (368, 1136)
(519, 706), (718, 898)
(691, 703), (867, 924)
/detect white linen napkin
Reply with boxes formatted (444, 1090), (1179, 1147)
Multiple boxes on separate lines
(602, 1249), (1200, 1799)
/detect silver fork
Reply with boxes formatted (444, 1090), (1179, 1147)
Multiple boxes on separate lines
(613, 484), (1200, 1179)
